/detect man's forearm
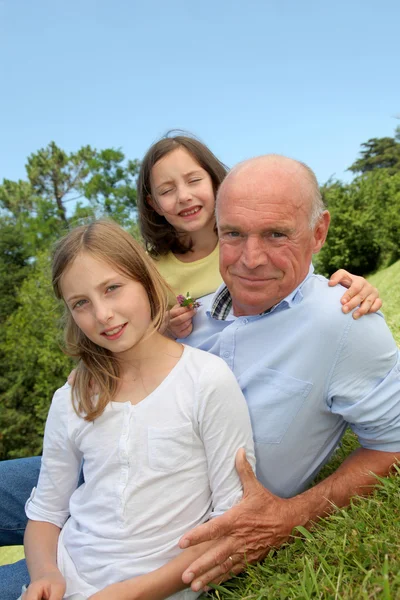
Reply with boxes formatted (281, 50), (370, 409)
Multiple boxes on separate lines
(291, 448), (400, 528)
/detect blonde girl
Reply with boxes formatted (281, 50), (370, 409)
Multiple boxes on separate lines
(22, 220), (255, 600)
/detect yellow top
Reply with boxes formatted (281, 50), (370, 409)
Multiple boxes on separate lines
(151, 243), (222, 307)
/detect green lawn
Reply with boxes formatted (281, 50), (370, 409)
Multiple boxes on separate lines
(0, 545), (24, 566)
(369, 260), (400, 346)
(2, 262), (399, 597)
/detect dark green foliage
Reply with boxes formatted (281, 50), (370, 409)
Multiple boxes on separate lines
(0, 252), (73, 459)
(315, 169), (400, 276)
(348, 126), (400, 175)
(83, 148), (140, 226)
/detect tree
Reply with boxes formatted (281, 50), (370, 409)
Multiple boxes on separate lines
(0, 251), (73, 459)
(315, 170), (400, 276)
(83, 149), (139, 226)
(348, 127), (400, 175)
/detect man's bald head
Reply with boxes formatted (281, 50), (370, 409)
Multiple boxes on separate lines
(216, 154), (325, 229)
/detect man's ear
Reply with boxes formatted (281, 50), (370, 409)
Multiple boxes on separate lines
(312, 210), (330, 254)
(147, 195), (163, 216)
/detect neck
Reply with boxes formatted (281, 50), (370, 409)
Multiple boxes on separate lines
(176, 226), (218, 262)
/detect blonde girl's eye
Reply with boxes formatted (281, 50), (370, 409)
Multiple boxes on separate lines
(73, 299), (88, 309)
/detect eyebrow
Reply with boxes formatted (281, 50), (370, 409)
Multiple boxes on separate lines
(219, 223), (294, 235)
(65, 277), (122, 304)
(155, 169), (204, 190)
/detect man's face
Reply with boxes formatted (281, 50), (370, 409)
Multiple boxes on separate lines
(217, 161), (329, 316)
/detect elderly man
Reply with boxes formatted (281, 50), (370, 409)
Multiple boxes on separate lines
(0, 155), (399, 598)
(172, 155), (400, 592)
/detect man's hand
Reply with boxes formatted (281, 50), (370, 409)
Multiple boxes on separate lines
(167, 304), (196, 339)
(22, 570), (66, 600)
(179, 449), (304, 592)
(329, 269), (381, 319)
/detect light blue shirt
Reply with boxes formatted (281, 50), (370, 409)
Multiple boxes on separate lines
(182, 267), (400, 498)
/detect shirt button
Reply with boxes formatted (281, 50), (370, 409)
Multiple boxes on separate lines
(242, 318), (248, 324)
(223, 351), (230, 358)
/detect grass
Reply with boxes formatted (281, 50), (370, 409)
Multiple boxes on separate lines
(0, 545), (24, 566)
(203, 446), (400, 599)
(368, 260), (400, 346)
(2, 261), (399, 597)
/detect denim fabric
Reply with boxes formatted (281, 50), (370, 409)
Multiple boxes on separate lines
(0, 559), (30, 600)
(0, 457), (41, 546)
(0, 458), (40, 599)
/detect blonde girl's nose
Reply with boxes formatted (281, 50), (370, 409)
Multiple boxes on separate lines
(94, 302), (113, 324)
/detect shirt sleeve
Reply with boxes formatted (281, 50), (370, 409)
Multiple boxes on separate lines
(328, 313), (400, 451)
(25, 384), (83, 528)
(196, 357), (256, 518)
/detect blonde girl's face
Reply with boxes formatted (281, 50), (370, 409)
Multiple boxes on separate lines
(148, 147), (216, 236)
(61, 252), (153, 359)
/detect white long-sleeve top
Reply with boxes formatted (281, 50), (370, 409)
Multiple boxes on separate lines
(26, 345), (256, 600)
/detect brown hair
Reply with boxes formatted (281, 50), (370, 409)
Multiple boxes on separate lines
(137, 133), (228, 256)
(52, 219), (169, 421)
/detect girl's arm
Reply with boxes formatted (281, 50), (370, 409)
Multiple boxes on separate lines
(88, 541), (216, 600)
(22, 520), (65, 600)
(329, 269), (381, 317)
(23, 386), (83, 598)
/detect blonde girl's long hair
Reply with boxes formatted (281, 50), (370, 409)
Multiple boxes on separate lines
(52, 219), (169, 421)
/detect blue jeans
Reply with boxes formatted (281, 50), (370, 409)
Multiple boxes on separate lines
(0, 457), (41, 600)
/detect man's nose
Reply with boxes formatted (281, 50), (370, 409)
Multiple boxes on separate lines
(241, 236), (268, 269)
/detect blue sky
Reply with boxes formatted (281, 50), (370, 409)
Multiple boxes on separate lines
(1, 0), (399, 187)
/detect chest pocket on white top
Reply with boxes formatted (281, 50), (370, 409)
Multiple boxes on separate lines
(148, 423), (193, 472)
(238, 366), (313, 445)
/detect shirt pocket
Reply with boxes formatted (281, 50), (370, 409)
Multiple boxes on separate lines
(148, 423), (193, 472)
(239, 366), (313, 445)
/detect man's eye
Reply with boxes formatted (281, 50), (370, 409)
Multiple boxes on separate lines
(227, 231), (240, 238)
(271, 232), (286, 239)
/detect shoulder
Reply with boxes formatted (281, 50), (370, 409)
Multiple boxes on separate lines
(149, 251), (174, 269)
(182, 345), (235, 381)
(47, 383), (73, 419)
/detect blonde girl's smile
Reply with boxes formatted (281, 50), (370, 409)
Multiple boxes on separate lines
(101, 323), (128, 339)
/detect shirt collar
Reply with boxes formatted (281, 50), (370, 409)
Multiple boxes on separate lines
(209, 264), (315, 321)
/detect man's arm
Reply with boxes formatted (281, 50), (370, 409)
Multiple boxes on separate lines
(178, 447), (400, 592)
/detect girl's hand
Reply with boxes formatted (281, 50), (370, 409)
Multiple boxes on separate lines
(167, 304), (196, 339)
(329, 269), (382, 319)
(22, 571), (66, 600)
